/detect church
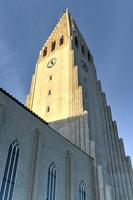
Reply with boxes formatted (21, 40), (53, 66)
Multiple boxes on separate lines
(0, 9), (133, 200)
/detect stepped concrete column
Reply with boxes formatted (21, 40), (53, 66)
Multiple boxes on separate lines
(0, 103), (5, 132)
(97, 165), (105, 200)
(119, 139), (132, 199)
(126, 156), (133, 195)
(75, 117), (80, 148)
(107, 107), (121, 199)
(28, 128), (42, 200)
(112, 121), (125, 199)
(104, 185), (112, 200)
(65, 151), (74, 200)
(83, 112), (90, 154)
(79, 115), (85, 151)
(103, 105), (115, 199)
(90, 140), (99, 200)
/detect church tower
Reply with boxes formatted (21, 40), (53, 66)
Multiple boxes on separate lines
(26, 10), (133, 200)
(26, 9), (92, 122)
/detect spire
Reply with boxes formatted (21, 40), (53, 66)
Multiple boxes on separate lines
(38, 9), (73, 58)
(26, 10), (85, 122)
(65, 8), (70, 14)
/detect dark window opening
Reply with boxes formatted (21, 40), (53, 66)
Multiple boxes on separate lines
(48, 90), (51, 95)
(43, 47), (47, 57)
(85, 67), (88, 72)
(51, 41), (56, 51)
(81, 61), (88, 72)
(49, 75), (52, 80)
(81, 45), (85, 55)
(46, 106), (50, 112)
(85, 92), (87, 98)
(84, 78), (87, 83)
(75, 37), (78, 47)
(60, 36), (64, 45)
(88, 50), (91, 61)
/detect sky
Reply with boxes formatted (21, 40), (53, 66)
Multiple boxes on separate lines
(0, 0), (132, 162)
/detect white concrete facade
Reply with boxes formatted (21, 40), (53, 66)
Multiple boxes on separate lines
(0, 89), (96, 200)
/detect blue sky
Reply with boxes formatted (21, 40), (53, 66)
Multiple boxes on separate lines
(0, 0), (132, 162)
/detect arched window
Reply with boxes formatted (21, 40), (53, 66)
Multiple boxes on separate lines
(43, 47), (47, 57)
(79, 181), (86, 200)
(46, 162), (56, 200)
(59, 36), (64, 45)
(0, 139), (20, 200)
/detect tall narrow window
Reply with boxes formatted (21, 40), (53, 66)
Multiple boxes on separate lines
(48, 90), (51, 95)
(0, 139), (20, 200)
(59, 36), (64, 45)
(81, 61), (88, 72)
(84, 78), (87, 83)
(85, 92), (87, 98)
(88, 50), (91, 61)
(46, 163), (56, 200)
(81, 45), (85, 55)
(75, 37), (78, 47)
(49, 75), (52, 80)
(43, 47), (47, 57)
(79, 181), (86, 200)
(51, 41), (56, 51)
(46, 106), (50, 113)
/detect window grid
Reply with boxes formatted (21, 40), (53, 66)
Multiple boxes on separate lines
(46, 163), (56, 200)
(0, 139), (20, 200)
(79, 181), (86, 200)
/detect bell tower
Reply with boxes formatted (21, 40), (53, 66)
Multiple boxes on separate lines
(26, 9), (93, 122)
(26, 10), (133, 200)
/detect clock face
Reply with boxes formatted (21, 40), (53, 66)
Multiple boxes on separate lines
(47, 58), (56, 68)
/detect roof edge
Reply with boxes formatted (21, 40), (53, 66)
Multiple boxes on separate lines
(0, 87), (48, 125)
(0, 87), (94, 160)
